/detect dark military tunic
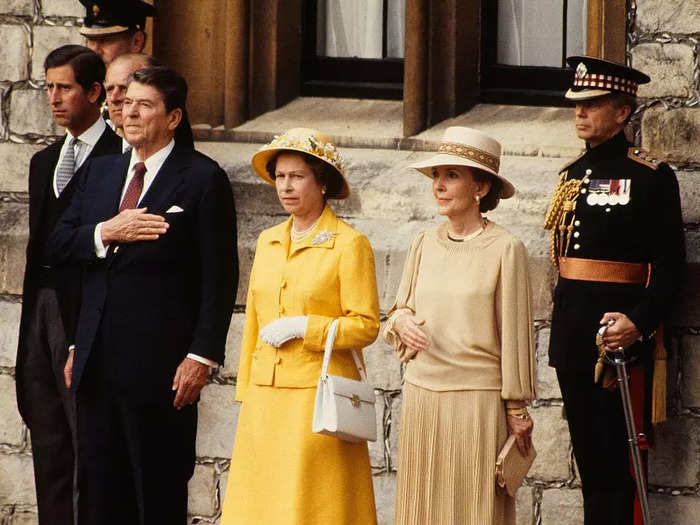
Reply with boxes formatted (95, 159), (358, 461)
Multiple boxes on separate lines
(549, 131), (685, 371)
(547, 131), (685, 525)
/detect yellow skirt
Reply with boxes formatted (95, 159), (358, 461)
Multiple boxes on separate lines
(395, 383), (514, 525)
(221, 384), (377, 525)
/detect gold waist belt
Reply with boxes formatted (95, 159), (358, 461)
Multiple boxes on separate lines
(559, 257), (650, 286)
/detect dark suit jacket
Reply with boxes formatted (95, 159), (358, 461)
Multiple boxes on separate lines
(50, 145), (238, 401)
(16, 126), (121, 417)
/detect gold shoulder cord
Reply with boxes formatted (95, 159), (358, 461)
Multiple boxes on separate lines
(543, 170), (583, 267)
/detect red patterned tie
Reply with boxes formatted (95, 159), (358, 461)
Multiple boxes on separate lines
(119, 162), (147, 212)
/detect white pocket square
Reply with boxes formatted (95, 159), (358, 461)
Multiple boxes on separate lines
(166, 205), (184, 213)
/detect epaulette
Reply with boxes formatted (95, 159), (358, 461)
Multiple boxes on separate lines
(559, 150), (586, 173)
(628, 147), (660, 170)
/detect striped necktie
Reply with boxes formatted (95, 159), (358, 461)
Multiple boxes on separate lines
(56, 137), (79, 195)
(119, 162), (147, 212)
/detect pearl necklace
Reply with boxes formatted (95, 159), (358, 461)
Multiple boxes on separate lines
(291, 215), (322, 242)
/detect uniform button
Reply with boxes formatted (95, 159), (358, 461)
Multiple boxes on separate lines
(276, 357), (282, 364)
(281, 280), (287, 289)
(605, 207), (611, 213)
(585, 169), (592, 175)
(634, 149), (640, 155)
(574, 220), (581, 227)
(580, 188), (587, 194)
(574, 243), (581, 250)
(279, 306), (285, 314)
(573, 231), (580, 238)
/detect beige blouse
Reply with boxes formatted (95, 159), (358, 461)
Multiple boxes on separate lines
(383, 221), (536, 400)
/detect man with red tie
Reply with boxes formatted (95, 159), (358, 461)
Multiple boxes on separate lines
(51, 66), (238, 524)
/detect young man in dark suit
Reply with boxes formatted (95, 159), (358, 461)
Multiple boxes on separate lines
(15, 44), (121, 525)
(52, 66), (238, 524)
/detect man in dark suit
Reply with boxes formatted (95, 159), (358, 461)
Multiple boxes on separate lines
(15, 44), (121, 525)
(51, 65), (238, 524)
(545, 57), (685, 524)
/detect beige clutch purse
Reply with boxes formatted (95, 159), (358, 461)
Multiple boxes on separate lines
(495, 435), (536, 497)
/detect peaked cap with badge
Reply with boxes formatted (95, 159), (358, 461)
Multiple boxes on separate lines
(565, 55), (650, 101)
(79, 0), (155, 37)
(545, 55), (685, 525)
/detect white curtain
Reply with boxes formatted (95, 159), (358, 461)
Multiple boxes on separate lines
(387, 0), (405, 58)
(496, 0), (587, 67)
(317, 0), (405, 59)
(566, 0), (587, 58)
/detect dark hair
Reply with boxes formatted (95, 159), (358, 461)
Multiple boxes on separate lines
(44, 45), (106, 103)
(608, 92), (638, 124)
(129, 66), (193, 149)
(265, 151), (343, 200)
(471, 169), (503, 213)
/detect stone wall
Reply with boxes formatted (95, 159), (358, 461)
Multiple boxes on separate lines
(629, 1), (700, 522)
(0, 1), (698, 525)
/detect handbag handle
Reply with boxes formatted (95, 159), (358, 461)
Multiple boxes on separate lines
(320, 319), (368, 382)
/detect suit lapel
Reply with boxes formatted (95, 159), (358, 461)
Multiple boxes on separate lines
(103, 153), (132, 264)
(138, 147), (188, 214)
(109, 152), (132, 215)
(29, 138), (64, 236)
(86, 126), (120, 160)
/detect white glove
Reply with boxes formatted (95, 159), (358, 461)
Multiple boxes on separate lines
(260, 316), (308, 348)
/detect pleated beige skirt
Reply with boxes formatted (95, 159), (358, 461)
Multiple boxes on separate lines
(395, 383), (514, 525)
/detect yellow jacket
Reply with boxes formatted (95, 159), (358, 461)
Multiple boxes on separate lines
(235, 205), (380, 402)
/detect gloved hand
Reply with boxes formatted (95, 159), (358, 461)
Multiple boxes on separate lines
(260, 316), (308, 348)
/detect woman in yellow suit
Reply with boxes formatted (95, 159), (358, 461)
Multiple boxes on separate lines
(221, 128), (380, 525)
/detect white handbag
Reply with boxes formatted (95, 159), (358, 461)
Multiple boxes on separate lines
(312, 319), (377, 443)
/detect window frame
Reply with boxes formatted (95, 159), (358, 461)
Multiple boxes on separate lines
(300, 0), (404, 100)
(479, 0), (582, 106)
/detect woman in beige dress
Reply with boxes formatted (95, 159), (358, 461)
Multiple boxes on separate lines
(383, 126), (536, 525)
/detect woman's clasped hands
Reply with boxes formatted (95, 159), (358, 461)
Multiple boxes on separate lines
(394, 314), (430, 358)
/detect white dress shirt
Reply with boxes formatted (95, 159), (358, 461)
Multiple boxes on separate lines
(52, 117), (106, 197)
(93, 139), (218, 369)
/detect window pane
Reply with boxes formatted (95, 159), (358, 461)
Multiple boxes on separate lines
(566, 0), (588, 57)
(387, 0), (405, 58)
(317, 0), (383, 58)
(497, 0), (564, 67)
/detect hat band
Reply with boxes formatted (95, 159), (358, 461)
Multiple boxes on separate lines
(260, 134), (345, 174)
(574, 73), (639, 95)
(438, 142), (500, 173)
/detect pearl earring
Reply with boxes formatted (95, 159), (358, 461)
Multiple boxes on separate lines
(475, 195), (481, 204)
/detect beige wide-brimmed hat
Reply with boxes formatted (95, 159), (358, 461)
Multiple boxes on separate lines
(251, 128), (349, 199)
(410, 126), (514, 199)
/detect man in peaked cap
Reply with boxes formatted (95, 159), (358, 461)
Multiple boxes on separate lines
(80, 0), (155, 64)
(544, 56), (685, 524)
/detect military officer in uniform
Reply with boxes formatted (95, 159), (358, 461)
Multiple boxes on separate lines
(545, 56), (685, 525)
(79, 0), (156, 65)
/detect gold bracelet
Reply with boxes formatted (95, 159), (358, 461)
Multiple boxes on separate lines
(506, 408), (530, 420)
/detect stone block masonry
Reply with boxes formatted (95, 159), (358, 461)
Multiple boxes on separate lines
(0, 2), (699, 525)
